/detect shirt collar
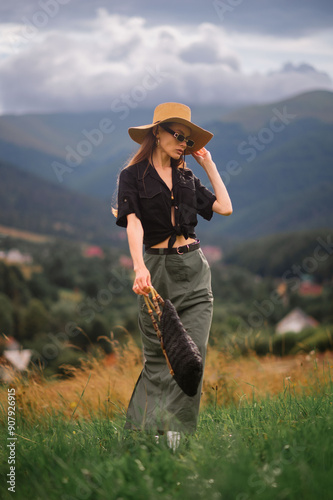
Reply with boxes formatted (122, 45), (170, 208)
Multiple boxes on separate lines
(136, 160), (184, 188)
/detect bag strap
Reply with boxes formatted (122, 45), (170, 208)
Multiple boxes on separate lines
(144, 287), (174, 376)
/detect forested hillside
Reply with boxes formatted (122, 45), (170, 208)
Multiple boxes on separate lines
(0, 90), (332, 245)
(0, 161), (119, 245)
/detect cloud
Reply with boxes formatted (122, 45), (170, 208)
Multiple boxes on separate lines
(1, 0), (333, 37)
(0, 11), (332, 114)
(180, 42), (240, 71)
(212, 0), (333, 37)
(244, 64), (332, 103)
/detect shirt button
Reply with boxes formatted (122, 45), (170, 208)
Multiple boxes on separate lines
(175, 206), (178, 210)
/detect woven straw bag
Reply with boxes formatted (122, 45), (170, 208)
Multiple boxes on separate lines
(144, 287), (203, 397)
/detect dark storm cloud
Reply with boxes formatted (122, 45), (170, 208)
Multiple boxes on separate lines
(211, 0), (333, 37)
(1, 0), (333, 36)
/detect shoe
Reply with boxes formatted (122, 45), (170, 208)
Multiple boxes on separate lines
(166, 431), (180, 452)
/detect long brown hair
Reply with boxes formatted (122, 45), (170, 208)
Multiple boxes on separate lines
(112, 125), (185, 217)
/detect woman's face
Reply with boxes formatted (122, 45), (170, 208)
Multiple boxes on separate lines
(157, 122), (192, 160)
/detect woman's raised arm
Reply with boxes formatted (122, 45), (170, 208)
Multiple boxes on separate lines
(192, 148), (233, 216)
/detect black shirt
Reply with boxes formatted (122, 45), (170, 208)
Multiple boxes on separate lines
(116, 160), (216, 249)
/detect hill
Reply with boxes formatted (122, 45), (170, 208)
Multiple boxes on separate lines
(220, 89), (333, 131)
(0, 89), (332, 245)
(224, 228), (333, 281)
(202, 117), (333, 241)
(0, 161), (120, 245)
(192, 90), (333, 243)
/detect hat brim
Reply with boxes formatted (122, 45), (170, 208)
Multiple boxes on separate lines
(128, 117), (213, 155)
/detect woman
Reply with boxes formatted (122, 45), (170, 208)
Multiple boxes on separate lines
(114, 102), (232, 444)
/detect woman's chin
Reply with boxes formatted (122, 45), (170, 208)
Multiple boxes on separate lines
(170, 151), (183, 159)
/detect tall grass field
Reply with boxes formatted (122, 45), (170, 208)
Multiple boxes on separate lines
(1, 341), (332, 500)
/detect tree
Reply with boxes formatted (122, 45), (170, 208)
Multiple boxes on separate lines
(21, 299), (49, 341)
(0, 293), (14, 339)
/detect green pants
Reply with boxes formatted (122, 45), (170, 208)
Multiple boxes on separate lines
(124, 248), (213, 434)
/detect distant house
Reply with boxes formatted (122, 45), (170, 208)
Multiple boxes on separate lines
(0, 336), (33, 382)
(119, 255), (133, 269)
(83, 245), (104, 258)
(0, 249), (33, 264)
(276, 307), (319, 335)
(201, 246), (222, 264)
(298, 281), (323, 297)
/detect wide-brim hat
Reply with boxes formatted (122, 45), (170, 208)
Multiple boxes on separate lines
(128, 102), (213, 154)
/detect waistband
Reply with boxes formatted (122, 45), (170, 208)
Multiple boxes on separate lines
(145, 240), (200, 255)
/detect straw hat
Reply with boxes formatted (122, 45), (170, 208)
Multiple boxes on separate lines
(128, 102), (213, 154)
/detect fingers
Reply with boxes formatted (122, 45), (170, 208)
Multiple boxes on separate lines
(133, 284), (149, 295)
(132, 274), (151, 295)
(192, 148), (212, 168)
(133, 282), (146, 295)
(193, 147), (207, 157)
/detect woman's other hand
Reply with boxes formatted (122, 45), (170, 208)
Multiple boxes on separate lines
(192, 147), (212, 169)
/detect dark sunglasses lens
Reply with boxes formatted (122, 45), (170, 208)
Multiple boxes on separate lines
(175, 134), (194, 147)
(176, 134), (185, 143)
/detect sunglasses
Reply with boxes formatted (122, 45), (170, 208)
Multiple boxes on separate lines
(160, 124), (195, 148)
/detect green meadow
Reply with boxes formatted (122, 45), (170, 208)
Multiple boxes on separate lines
(1, 368), (332, 500)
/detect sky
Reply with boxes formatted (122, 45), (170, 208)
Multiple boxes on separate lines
(0, 0), (332, 115)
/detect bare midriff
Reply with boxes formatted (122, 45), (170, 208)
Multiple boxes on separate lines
(151, 234), (197, 249)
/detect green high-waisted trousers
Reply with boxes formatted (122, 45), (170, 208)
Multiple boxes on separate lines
(124, 247), (213, 434)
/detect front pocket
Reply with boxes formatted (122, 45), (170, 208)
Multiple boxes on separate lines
(165, 255), (189, 282)
(138, 179), (162, 199)
(138, 179), (167, 225)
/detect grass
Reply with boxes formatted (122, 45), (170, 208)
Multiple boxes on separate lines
(0, 343), (332, 499)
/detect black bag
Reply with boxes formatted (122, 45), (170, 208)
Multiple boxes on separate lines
(144, 287), (203, 397)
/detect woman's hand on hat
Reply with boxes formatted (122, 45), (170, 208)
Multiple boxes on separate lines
(192, 147), (212, 168)
(133, 266), (152, 296)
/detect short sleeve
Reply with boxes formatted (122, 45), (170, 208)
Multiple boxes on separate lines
(194, 175), (216, 220)
(116, 168), (141, 228)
